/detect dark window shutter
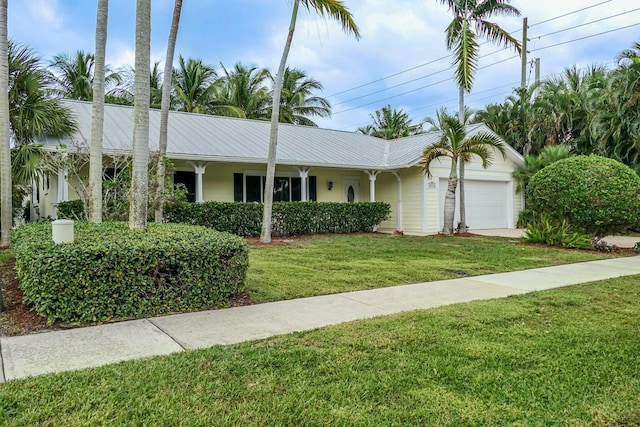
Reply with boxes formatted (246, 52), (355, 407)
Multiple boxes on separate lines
(309, 176), (317, 201)
(233, 173), (243, 202)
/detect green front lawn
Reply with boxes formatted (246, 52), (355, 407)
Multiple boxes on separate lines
(247, 234), (622, 302)
(2, 275), (639, 426)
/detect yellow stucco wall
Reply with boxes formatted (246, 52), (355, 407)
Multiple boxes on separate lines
(171, 162), (373, 203)
(376, 172), (397, 232)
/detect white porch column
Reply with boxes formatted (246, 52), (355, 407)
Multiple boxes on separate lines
(391, 171), (403, 232)
(296, 166), (310, 201)
(364, 170), (380, 201)
(57, 168), (68, 202)
(31, 178), (39, 206)
(190, 162), (208, 203)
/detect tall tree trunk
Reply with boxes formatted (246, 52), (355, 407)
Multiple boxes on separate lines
(443, 177), (458, 236)
(0, 0), (9, 314)
(260, 0), (299, 243)
(0, 0), (11, 248)
(155, 0), (182, 223)
(89, 0), (108, 223)
(443, 156), (459, 235)
(129, 0), (150, 230)
(458, 87), (468, 233)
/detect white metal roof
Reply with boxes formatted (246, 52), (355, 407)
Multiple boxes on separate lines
(40, 100), (523, 170)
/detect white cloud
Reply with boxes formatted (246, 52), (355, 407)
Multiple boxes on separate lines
(29, 0), (63, 28)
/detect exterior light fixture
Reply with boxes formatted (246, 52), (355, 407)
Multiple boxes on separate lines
(328, 181), (334, 191)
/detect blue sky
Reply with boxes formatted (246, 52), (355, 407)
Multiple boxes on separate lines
(7, 0), (640, 131)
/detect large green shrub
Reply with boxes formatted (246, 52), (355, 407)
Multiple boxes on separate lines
(11, 222), (248, 324)
(526, 155), (640, 238)
(164, 201), (391, 236)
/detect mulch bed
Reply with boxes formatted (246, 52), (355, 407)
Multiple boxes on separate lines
(0, 258), (50, 336)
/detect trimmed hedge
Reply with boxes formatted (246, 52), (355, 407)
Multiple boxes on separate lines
(11, 222), (249, 324)
(164, 201), (392, 236)
(526, 155), (640, 238)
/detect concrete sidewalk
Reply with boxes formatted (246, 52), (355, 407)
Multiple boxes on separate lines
(2, 256), (639, 382)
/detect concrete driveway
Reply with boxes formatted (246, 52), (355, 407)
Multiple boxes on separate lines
(473, 228), (639, 249)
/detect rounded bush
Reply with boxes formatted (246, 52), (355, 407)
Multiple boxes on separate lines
(12, 222), (249, 324)
(526, 155), (640, 237)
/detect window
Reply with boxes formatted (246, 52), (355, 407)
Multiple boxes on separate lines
(234, 173), (315, 202)
(174, 171), (196, 203)
(246, 175), (262, 202)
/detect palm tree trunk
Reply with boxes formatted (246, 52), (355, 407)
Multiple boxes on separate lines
(0, 0), (4, 302)
(129, 0), (150, 230)
(458, 87), (468, 233)
(442, 155), (459, 236)
(260, 0), (299, 243)
(155, 0), (182, 223)
(89, 0), (108, 223)
(443, 178), (458, 236)
(0, 0), (11, 248)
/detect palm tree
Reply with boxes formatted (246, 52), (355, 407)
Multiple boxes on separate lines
(437, 0), (521, 233)
(129, 0), (151, 230)
(172, 56), (218, 114)
(513, 144), (570, 193)
(106, 61), (166, 107)
(419, 109), (505, 235)
(261, 0), (360, 243)
(149, 61), (164, 109)
(155, 0), (182, 223)
(89, 0), (109, 223)
(616, 41), (640, 68)
(49, 51), (121, 101)
(8, 41), (75, 194)
(357, 104), (423, 139)
(277, 67), (331, 126)
(591, 42), (640, 172)
(213, 62), (271, 119)
(0, 0), (10, 247)
(8, 42), (76, 144)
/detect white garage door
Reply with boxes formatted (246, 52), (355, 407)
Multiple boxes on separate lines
(439, 179), (509, 230)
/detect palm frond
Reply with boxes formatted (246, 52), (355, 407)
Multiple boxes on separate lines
(302, 0), (361, 39)
(453, 22), (479, 92)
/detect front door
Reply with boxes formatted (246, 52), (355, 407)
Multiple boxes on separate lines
(342, 178), (361, 203)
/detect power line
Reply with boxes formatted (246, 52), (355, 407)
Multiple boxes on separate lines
(337, 57), (619, 131)
(531, 7), (640, 40)
(338, 86), (517, 131)
(332, 46), (513, 107)
(533, 22), (640, 52)
(333, 77), (454, 115)
(529, 0), (613, 28)
(333, 17), (635, 117)
(326, 0), (616, 100)
(335, 9), (636, 109)
(333, 55), (518, 116)
(327, 53), (453, 98)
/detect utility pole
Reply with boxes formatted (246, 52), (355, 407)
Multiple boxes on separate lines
(521, 17), (528, 88)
